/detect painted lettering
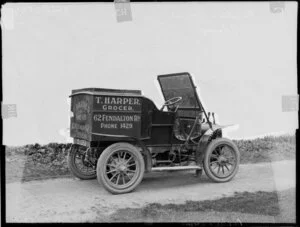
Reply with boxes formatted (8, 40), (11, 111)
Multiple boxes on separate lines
(93, 114), (140, 122)
(117, 97), (123, 104)
(100, 123), (118, 129)
(95, 97), (102, 104)
(120, 123), (133, 129)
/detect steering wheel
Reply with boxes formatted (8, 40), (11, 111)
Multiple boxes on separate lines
(160, 96), (182, 111)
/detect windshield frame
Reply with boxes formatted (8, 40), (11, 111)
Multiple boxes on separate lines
(157, 72), (204, 112)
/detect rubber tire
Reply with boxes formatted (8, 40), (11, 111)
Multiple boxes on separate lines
(67, 145), (97, 180)
(97, 142), (145, 194)
(203, 138), (240, 183)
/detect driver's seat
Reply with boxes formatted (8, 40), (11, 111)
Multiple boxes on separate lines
(173, 117), (202, 141)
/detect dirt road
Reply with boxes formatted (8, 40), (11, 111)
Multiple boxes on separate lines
(6, 160), (295, 223)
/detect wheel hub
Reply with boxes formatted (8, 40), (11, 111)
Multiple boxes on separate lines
(218, 156), (227, 165)
(118, 164), (127, 172)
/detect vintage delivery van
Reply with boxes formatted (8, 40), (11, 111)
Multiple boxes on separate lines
(68, 72), (240, 194)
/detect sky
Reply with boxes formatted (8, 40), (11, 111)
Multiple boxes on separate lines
(2, 2), (298, 146)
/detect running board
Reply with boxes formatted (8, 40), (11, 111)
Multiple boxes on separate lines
(151, 166), (202, 172)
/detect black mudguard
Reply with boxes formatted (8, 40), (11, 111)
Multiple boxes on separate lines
(196, 123), (234, 167)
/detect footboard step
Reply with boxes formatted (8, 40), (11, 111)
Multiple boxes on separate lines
(151, 166), (202, 172)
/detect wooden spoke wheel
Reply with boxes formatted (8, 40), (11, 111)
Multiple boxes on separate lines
(97, 143), (145, 194)
(67, 144), (97, 180)
(203, 138), (240, 182)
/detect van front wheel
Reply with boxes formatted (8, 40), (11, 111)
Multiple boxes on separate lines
(203, 138), (240, 183)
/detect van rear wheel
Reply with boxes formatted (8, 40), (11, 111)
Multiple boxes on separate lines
(67, 144), (97, 180)
(97, 142), (145, 194)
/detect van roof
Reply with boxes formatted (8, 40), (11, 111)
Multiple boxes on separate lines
(70, 87), (142, 97)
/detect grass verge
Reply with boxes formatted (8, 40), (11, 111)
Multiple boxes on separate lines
(110, 191), (279, 221)
(105, 189), (295, 223)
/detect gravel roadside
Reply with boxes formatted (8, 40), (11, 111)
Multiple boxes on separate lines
(6, 160), (295, 223)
